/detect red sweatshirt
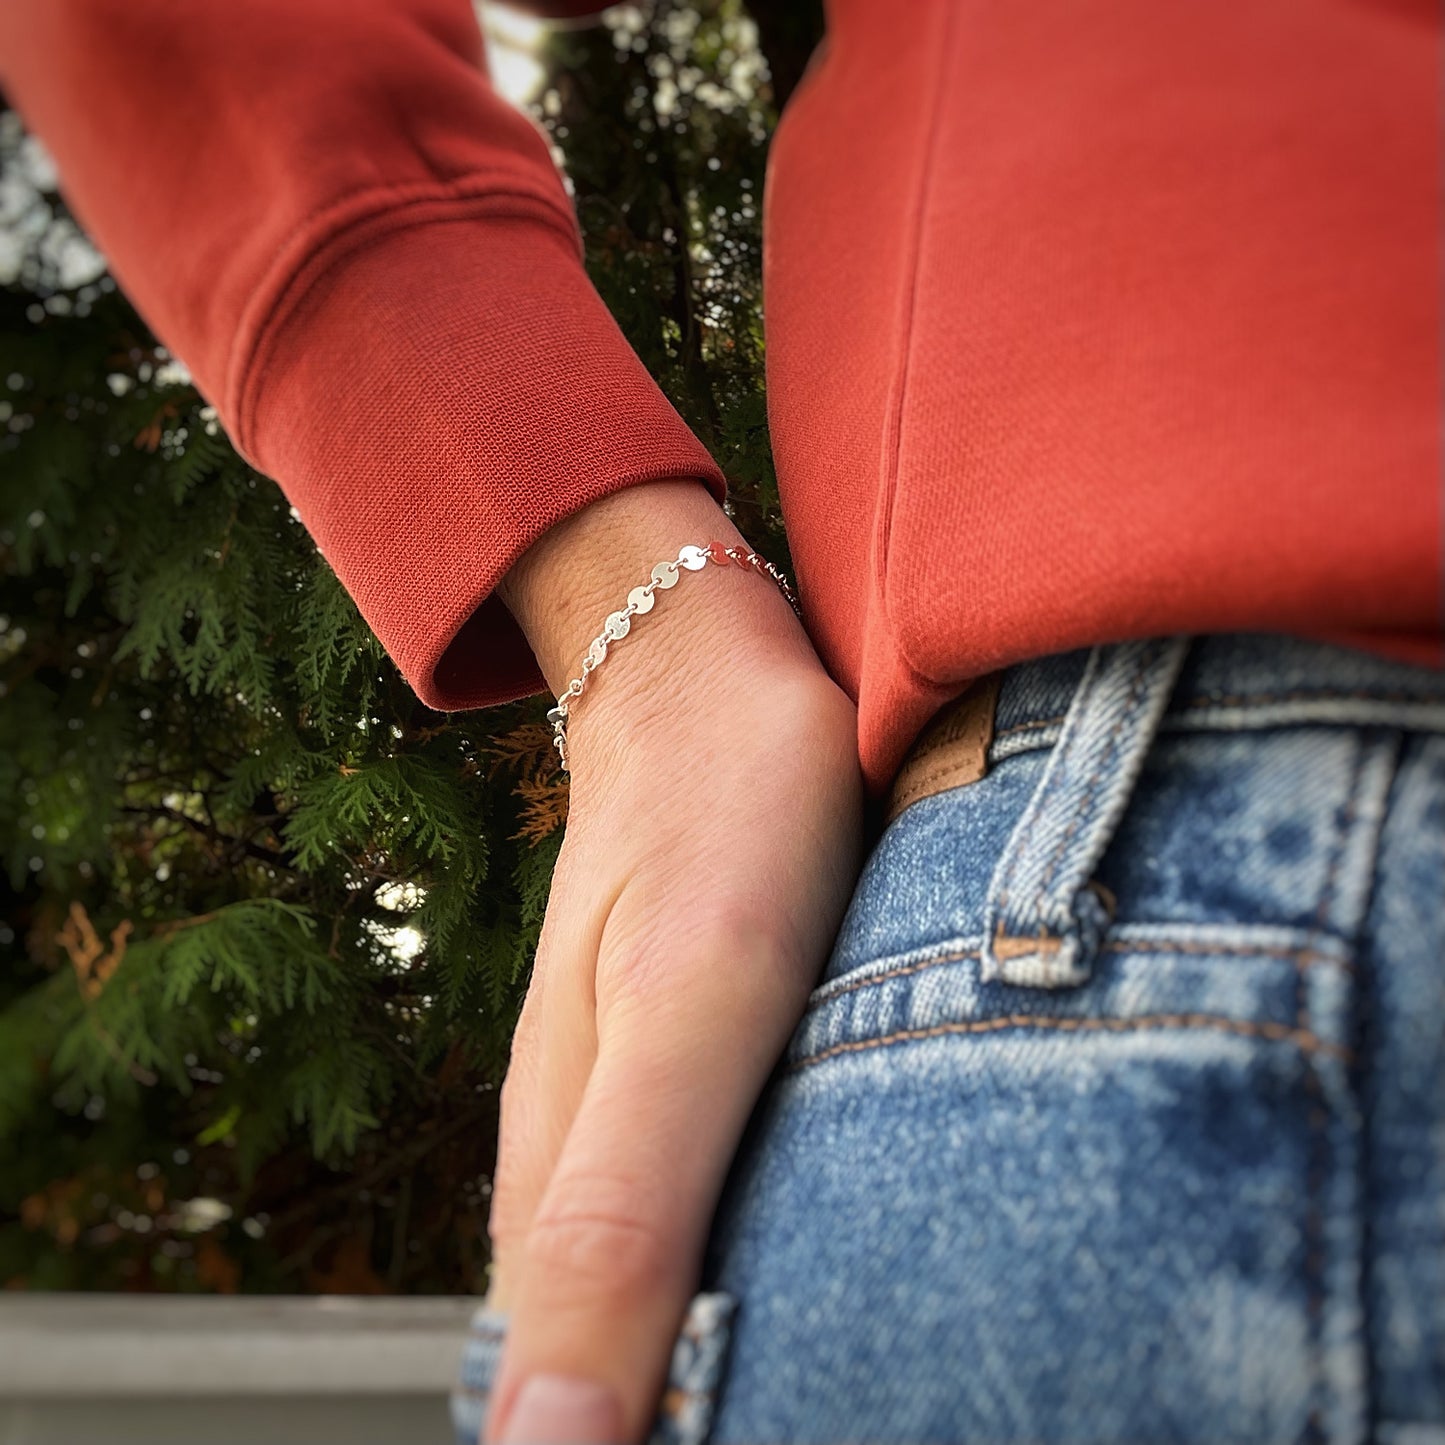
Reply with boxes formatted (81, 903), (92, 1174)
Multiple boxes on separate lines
(4, 0), (1440, 793)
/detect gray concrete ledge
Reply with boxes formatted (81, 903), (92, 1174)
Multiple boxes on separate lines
(0, 1295), (478, 1398)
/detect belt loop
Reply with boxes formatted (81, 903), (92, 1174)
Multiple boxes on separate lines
(982, 637), (1190, 989)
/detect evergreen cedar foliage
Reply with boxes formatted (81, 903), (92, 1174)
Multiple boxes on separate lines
(0, 0), (823, 1295)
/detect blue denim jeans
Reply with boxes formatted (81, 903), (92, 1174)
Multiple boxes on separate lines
(454, 633), (1445, 1445)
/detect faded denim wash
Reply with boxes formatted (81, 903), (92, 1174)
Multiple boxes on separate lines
(454, 633), (1445, 1445)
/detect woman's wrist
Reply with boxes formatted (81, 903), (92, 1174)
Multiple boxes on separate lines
(497, 478), (813, 710)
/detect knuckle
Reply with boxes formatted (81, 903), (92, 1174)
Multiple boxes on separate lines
(704, 904), (798, 963)
(485, 1157), (528, 1254)
(523, 1193), (675, 1302)
(485, 1198), (521, 1261)
(600, 903), (801, 1019)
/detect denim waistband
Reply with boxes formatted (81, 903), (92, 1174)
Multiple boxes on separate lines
(828, 632), (1445, 998)
(989, 633), (1445, 766)
(982, 634), (1445, 987)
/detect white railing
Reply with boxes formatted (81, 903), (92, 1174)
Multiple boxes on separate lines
(0, 1295), (477, 1445)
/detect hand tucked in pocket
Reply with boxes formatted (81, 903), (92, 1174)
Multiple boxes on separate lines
(481, 480), (864, 1444)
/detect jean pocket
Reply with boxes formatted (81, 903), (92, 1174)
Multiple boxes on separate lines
(711, 727), (1402, 1442)
(450, 1291), (737, 1445)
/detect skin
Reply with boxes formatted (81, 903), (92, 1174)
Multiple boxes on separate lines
(481, 478), (864, 1443)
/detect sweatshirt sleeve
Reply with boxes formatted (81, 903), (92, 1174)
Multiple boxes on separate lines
(0, 0), (726, 710)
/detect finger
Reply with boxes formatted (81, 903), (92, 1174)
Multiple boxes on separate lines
(484, 868), (610, 1311)
(485, 921), (809, 1444)
(483, 975), (591, 1312)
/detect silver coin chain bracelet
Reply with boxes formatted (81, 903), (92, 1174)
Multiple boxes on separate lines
(546, 540), (800, 772)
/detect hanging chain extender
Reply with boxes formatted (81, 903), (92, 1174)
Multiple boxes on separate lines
(546, 540), (801, 772)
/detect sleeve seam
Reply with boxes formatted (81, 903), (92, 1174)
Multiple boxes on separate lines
(226, 172), (583, 461)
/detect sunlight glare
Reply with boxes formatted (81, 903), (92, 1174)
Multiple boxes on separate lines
(480, 3), (548, 105)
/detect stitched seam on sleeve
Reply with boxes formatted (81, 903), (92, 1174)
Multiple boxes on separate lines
(226, 174), (582, 459)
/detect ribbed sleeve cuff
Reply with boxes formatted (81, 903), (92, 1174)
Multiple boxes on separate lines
(241, 200), (726, 711)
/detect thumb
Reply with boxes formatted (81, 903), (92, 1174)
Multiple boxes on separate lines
(484, 928), (805, 1444)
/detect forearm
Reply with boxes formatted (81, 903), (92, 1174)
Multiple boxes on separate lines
(2, 1), (725, 717)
